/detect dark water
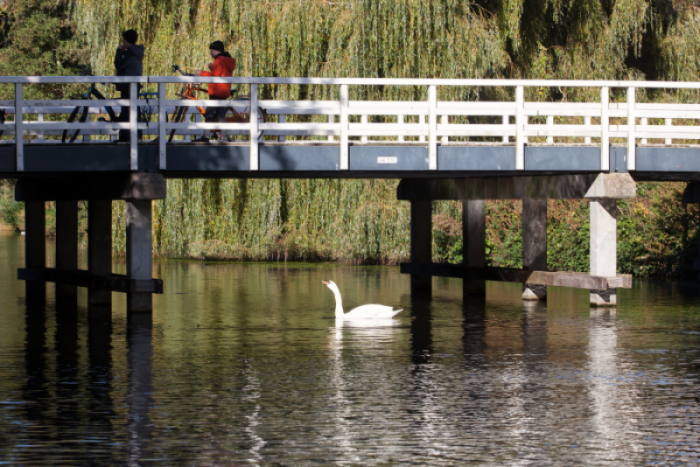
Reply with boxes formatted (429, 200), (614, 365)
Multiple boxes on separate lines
(1, 232), (700, 466)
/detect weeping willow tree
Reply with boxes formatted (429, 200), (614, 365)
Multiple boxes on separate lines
(66, 0), (700, 265)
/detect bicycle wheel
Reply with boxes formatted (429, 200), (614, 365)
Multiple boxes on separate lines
(91, 89), (118, 122)
(168, 106), (186, 142)
(228, 100), (267, 140)
(62, 106), (88, 143)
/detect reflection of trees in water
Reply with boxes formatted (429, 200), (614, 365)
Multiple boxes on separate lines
(127, 313), (154, 465)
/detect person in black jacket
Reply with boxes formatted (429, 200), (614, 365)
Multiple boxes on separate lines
(114, 29), (144, 142)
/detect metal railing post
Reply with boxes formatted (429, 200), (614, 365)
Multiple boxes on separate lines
(278, 114), (285, 142)
(584, 116), (591, 144)
(130, 82), (138, 170)
(340, 84), (348, 169)
(250, 83), (259, 170)
(627, 86), (636, 171)
(515, 85), (524, 170)
(15, 83), (23, 172)
(328, 114), (333, 142)
(665, 118), (672, 145)
(428, 84), (437, 170)
(158, 82), (167, 169)
(502, 115), (508, 143)
(601, 86), (609, 171)
(398, 114), (404, 142)
(441, 115), (448, 145)
(361, 114), (367, 144)
(37, 112), (44, 141)
(546, 115), (554, 144)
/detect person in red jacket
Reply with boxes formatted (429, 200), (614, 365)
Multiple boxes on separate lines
(195, 41), (236, 142)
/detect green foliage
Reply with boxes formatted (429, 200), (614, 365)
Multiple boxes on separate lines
(0, 0), (86, 99)
(0, 181), (23, 231)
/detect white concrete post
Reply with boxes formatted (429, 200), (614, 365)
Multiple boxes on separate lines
(627, 87), (636, 171)
(126, 200), (153, 313)
(158, 82), (166, 169)
(15, 83), (23, 171)
(590, 199), (617, 306)
(130, 82), (138, 170)
(665, 118), (672, 145)
(340, 85), (349, 170)
(515, 86), (525, 170)
(398, 114), (404, 142)
(502, 115), (509, 143)
(428, 85), (437, 170)
(546, 115), (554, 144)
(249, 83), (259, 170)
(640, 118), (647, 145)
(601, 87), (609, 171)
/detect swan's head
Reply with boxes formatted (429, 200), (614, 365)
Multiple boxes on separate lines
(322, 280), (340, 294)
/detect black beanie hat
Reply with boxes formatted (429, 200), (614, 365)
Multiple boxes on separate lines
(209, 41), (225, 52)
(122, 29), (138, 44)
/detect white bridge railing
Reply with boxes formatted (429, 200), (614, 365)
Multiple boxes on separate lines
(2, 76), (700, 171)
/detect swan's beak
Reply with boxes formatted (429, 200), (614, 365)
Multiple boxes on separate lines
(322, 280), (330, 285)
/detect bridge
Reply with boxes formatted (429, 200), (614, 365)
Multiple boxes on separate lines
(2, 75), (700, 313)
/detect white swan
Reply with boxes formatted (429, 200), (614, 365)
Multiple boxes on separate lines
(322, 280), (403, 320)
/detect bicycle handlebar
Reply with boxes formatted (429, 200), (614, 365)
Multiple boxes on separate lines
(171, 65), (195, 77)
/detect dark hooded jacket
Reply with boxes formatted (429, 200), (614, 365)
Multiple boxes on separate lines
(114, 44), (145, 92)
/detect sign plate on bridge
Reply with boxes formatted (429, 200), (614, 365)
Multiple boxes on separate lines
(377, 157), (398, 164)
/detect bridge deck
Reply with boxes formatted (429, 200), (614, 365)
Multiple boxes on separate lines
(0, 141), (697, 181)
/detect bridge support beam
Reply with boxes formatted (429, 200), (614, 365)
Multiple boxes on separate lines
(126, 200), (153, 313)
(24, 201), (45, 303)
(56, 201), (78, 301)
(399, 174), (635, 308)
(410, 201), (432, 297)
(522, 199), (548, 301)
(88, 200), (113, 308)
(682, 182), (700, 280)
(589, 199), (617, 307)
(463, 200), (485, 295)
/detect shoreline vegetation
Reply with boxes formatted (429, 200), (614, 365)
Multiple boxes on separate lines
(0, 0), (699, 278)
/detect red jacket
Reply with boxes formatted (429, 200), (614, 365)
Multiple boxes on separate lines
(200, 52), (236, 98)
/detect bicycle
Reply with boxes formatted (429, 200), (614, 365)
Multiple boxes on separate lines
(62, 66), (118, 143)
(169, 65), (267, 142)
(62, 65), (155, 143)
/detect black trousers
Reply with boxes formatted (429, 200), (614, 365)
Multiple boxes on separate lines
(204, 96), (228, 124)
(117, 88), (143, 140)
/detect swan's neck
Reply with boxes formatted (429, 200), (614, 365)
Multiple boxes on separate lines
(331, 286), (344, 318)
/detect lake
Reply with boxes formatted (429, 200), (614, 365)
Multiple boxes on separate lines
(0, 231), (699, 465)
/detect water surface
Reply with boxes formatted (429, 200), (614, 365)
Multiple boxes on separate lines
(0, 232), (699, 465)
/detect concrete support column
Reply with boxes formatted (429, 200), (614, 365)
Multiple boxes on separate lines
(126, 200), (153, 312)
(522, 199), (547, 301)
(410, 200), (432, 297)
(25, 201), (46, 303)
(463, 200), (486, 295)
(56, 201), (78, 300)
(88, 200), (112, 307)
(590, 199), (617, 307)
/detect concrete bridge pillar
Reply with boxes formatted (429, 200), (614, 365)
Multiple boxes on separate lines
(410, 200), (432, 297)
(126, 200), (153, 313)
(88, 200), (113, 308)
(56, 201), (78, 301)
(522, 199), (548, 301)
(589, 199), (617, 307)
(463, 200), (486, 296)
(24, 201), (45, 303)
